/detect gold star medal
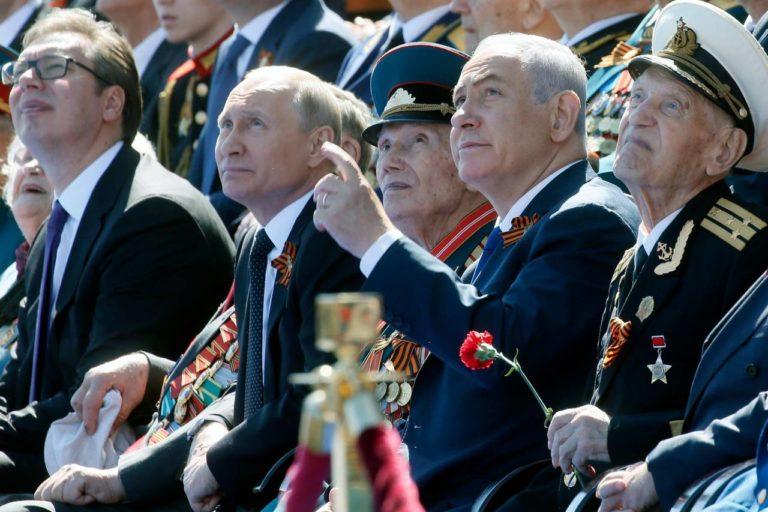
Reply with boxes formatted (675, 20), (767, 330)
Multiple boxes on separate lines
(647, 335), (671, 384)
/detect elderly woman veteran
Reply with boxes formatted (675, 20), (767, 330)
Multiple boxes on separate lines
(358, 42), (496, 431)
(0, 138), (53, 373)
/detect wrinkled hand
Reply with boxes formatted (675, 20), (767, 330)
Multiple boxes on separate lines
(548, 405), (611, 474)
(183, 422), (229, 512)
(313, 142), (396, 259)
(597, 462), (659, 512)
(71, 353), (150, 435)
(35, 465), (125, 505)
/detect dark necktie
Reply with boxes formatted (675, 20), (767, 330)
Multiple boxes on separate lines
(244, 229), (273, 418)
(472, 226), (502, 283)
(192, 34), (252, 194)
(633, 246), (648, 281)
(29, 201), (69, 403)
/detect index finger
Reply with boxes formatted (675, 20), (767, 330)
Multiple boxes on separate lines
(320, 141), (364, 184)
(547, 410), (577, 442)
(81, 381), (110, 434)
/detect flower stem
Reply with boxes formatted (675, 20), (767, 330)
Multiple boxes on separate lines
(498, 350), (554, 428)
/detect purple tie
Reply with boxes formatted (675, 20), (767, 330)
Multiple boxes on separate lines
(29, 200), (68, 403)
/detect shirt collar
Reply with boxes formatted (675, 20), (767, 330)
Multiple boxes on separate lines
(264, 190), (312, 254)
(0, 0), (38, 47)
(498, 160), (580, 231)
(236, 0), (289, 46)
(637, 208), (682, 256)
(560, 12), (640, 47)
(133, 28), (166, 77)
(398, 4), (451, 43)
(56, 142), (123, 223)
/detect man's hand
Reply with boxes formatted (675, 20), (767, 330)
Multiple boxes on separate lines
(313, 142), (396, 258)
(71, 353), (150, 436)
(35, 465), (126, 505)
(597, 462), (659, 512)
(548, 405), (611, 474)
(182, 421), (229, 512)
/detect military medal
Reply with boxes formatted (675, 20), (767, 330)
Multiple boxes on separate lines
(374, 382), (387, 401)
(636, 296), (655, 322)
(224, 341), (238, 362)
(385, 382), (400, 403)
(397, 382), (413, 406)
(647, 335), (671, 384)
(174, 385), (193, 424)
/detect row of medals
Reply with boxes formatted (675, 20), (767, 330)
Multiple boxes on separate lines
(172, 340), (240, 425)
(374, 379), (413, 410)
(586, 91), (629, 156)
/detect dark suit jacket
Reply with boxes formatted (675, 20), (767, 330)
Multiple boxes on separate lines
(0, 145), (234, 454)
(138, 39), (188, 138)
(187, 0), (354, 229)
(362, 161), (639, 511)
(570, 13), (646, 76)
(589, 181), (768, 467)
(335, 10), (464, 104)
(205, 199), (364, 507)
(646, 271), (768, 510)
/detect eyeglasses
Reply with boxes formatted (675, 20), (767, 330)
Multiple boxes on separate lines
(1, 55), (113, 86)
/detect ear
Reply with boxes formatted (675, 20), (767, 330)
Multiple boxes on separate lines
(306, 125), (335, 167)
(549, 90), (581, 143)
(101, 85), (125, 125)
(521, 0), (542, 32)
(340, 135), (362, 166)
(706, 127), (747, 177)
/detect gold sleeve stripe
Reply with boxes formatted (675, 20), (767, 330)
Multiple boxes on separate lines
(611, 247), (635, 282)
(707, 207), (759, 240)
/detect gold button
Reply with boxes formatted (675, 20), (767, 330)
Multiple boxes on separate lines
(196, 82), (209, 97)
(194, 111), (207, 125)
(758, 488), (766, 504)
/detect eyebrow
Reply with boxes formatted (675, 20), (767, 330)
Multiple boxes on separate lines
(454, 72), (506, 97)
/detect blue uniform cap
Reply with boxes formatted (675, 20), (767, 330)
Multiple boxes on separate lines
(362, 42), (469, 145)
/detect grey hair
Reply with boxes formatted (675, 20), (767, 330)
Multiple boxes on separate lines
(476, 33), (587, 136)
(327, 83), (375, 168)
(242, 66), (341, 144)
(1, 136), (25, 206)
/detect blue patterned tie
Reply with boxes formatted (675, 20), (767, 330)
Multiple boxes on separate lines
(29, 200), (69, 403)
(472, 226), (502, 284)
(244, 229), (273, 418)
(191, 34), (252, 195)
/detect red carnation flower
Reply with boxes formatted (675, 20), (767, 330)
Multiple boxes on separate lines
(460, 330), (496, 370)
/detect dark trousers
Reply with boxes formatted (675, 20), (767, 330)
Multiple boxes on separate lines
(0, 451), (49, 493)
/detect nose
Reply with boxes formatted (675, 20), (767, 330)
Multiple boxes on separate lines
(624, 96), (656, 129)
(215, 125), (243, 165)
(451, 100), (479, 131)
(450, 0), (469, 14)
(16, 65), (42, 92)
(378, 145), (407, 175)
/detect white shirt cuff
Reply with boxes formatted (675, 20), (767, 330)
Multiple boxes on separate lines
(359, 230), (403, 277)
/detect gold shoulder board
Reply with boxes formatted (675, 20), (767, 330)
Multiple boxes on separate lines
(701, 198), (767, 250)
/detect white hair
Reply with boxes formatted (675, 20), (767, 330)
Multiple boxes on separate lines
(476, 33), (587, 135)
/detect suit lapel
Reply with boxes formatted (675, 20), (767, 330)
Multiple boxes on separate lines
(53, 146), (139, 321)
(596, 182), (729, 395)
(339, 27), (388, 91)
(686, 272), (768, 416)
(474, 161), (591, 288)
(263, 200), (314, 396)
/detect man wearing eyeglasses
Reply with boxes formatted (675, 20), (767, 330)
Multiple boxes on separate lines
(0, 7), (235, 493)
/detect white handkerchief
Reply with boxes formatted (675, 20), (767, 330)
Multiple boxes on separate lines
(44, 389), (136, 474)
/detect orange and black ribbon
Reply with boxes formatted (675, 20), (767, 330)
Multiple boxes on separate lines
(603, 317), (632, 368)
(502, 214), (540, 247)
(272, 241), (297, 287)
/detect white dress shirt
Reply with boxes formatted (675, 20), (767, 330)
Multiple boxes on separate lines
(52, 142), (123, 308)
(259, 190), (312, 382)
(360, 161), (579, 277)
(0, 0), (38, 48)
(226, 1), (289, 79)
(132, 28), (166, 78)
(560, 12), (640, 47)
(636, 208), (682, 256)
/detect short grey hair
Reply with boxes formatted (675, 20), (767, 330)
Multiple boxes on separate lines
(476, 33), (587, 135)
(2, 136), (25, 206)
(242, 66), (341, 144)
(327, 84), (374, 168)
